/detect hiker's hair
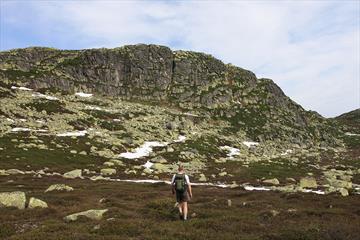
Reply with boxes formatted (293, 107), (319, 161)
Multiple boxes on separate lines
(178, 165), (184, 171)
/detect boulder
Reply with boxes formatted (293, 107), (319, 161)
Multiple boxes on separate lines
(90, 175), (108, 181)
(0, 191), (26, 209)
(109, 159), (124, 166)
(28, 197), (48, 208)
(326, 179), (352, 189)
(6, 169), (25, 175)
(339, 188), (349, 197)
(100, 168), (116, 176)
(64, 209), (108, 222)
(218, 172), (227, 177)
(299, 177), (317, 189)
(45, 184), (74, 193)
(63, 169), (82, 179)
(103, 161), (115, 167)
(198, 174), (207, 182)
(263, 178), (280, 185)
(0, 169), (9, 176)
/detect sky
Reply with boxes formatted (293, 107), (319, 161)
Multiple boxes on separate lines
(0, 0), (359, 117)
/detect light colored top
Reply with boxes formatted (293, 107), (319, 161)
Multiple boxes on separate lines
(171, 173), (190, 185)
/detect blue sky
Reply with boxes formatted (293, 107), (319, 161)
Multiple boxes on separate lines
(0, 0), (359, 117)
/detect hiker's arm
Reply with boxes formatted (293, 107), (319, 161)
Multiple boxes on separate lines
(188, 184), (193, 198)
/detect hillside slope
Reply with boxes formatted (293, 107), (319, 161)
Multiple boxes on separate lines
(0, 44), (340, 145)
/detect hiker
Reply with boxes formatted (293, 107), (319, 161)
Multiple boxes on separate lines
(171, 165), (192, 221)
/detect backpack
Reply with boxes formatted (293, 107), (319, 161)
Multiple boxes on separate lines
(174, 174), (187, 192)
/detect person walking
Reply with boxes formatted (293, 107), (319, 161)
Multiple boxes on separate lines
(171, 165), (192, 221)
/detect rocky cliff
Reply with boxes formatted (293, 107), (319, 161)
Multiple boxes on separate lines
(0, 44), (340, 145)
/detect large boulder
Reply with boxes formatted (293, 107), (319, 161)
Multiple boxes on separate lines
(63, 169), (82, 179)
(0, 191), (26, 209)
(299, 177), (318, 189)
(263, 178), (280, 185)
(28, 197), (48, 208)
(100, 168), (116, 176)
(45, 184), (74, 193)
(64, 209), (108, 222)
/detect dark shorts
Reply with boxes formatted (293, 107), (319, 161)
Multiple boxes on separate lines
(176, 190), (189, 203)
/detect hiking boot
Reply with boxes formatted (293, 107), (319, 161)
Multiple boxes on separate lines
(179, 214), (183, 220)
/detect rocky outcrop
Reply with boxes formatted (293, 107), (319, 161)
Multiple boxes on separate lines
(28, 197), (48, 208)
(0, 44), (341, 145)
(64, 209), (108, 222)
(0, 191), (26, 209)
(45, 184), (74, 192)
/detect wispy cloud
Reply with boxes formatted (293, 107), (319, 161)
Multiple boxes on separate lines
(0, 0), (359, 117)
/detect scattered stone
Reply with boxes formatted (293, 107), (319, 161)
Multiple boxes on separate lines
(270, 210), (280, 217)
(100, 168), (116, 176)
(6, 169), (25, 175)
(339, 188), (349, 197)
(45, 184), (74, 193)
(0, 191), (26, 209)
(63, 169), (82, 179)
(227, 199), (232, 207)
(103, 161), (115, 167)
(263, 178), (280, 185)
(218, 172), (227, 177)
(299, 177), (317, 189)
(198, 173), (207, 182)
(109, 159), (124, 166)
(28, 197), (48, 208)
(64, 209), (108, 222)
(286, 177), (296, 183)
(90, 175), (108, 181)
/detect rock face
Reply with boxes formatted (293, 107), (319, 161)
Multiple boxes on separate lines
(64, 209), (108, 222)
(0, 44), (340, 145)
(28, 197), (48, 208)
(0, 191), (26, 209)
(45, 184), (74, 192)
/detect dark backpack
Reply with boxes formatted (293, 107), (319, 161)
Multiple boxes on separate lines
(174, 174), (187, 192)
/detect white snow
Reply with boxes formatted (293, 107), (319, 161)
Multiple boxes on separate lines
(56, 130), (87, 137)
(11, 86), (32, 91)
(280, 149), (293, 156)
(142, 160), (154, 170)
(19, 119), (27, 122)
(36, 120), (45, 124)
(32, 92), (58, 101)
(119, 141), (168, 159)
(301, 189), (325, 195)
(85, 105), (103, 111)
(11, 127), (31, 132)
(183, 112), (200, 117)
(243, 185), (271, 191)
(345, 132), (360, 136)
(220, 146), (241, 159)
(75, 92), (93, 98)
(113, 119), (121, 122)
(242, 141), (259, 148)
(11, 128), (47, 133)
(174, 135), (186, 143)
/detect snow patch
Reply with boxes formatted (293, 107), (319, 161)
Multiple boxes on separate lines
(56, 130), (87, 137)
(11, 86), (32, 91)
(85, 105), (103, 111)
(174, 135), (186, 143)
(280, 149), (293, 156)
(301, 189), (325, 195)
(142, 161), (154, 170)
(220, 146), (240, 159)
(119, 141), (168, 159)
(243, 185), (271, 191)
(75, 92), (93, 98)
(242, 141), (259, 148)
(6, 118), (15, 123)
(345, 132), (360, 136)
(11, 128), (48, 133)
(113, 119), (121, 122)
(32, 92), (58, 101)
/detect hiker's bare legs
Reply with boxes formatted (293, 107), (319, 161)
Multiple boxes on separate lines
(183, 202), (188, 220)
(178, 202), (183, 216)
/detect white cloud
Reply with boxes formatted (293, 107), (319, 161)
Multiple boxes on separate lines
(2, 1), (359, 117)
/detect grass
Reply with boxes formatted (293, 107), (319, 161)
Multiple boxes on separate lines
(0, 176), (359, 240)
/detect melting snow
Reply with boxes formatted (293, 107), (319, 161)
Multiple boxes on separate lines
(56, 130), (87, 137)
(174, 135), (186, 143)
(11, 128), (48, 132)
(119, 141), (168, 159)
(11, 86), (32, 91)
(6, 118), (15, 123)
(113, 119), (121, 122)
(244, 185), (271, 191)
(32, 92), (58, 101)
(85, 105), (103, 111)
(75, 92), (93, 98)
(243, 141), (259, 148)
(280, 149), (293, 156)
(220, 146), (240, 159)
(345, 132), (360, 136)
(142, 161), (154, 170)
(301, 189), (325, 195)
